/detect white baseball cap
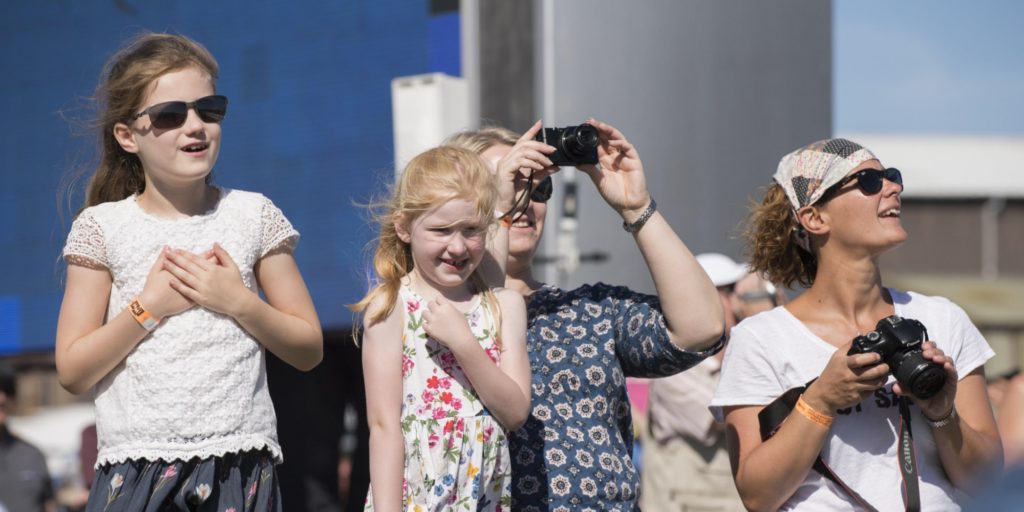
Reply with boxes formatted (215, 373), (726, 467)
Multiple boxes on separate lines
(696, 253), (747, 288)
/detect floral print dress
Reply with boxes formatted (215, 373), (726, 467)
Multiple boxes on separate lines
(365, 285), (512, 511)
(509, 283), (722, 512)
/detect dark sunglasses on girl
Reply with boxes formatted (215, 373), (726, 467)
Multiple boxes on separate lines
(130, 95), (229, 130)
(821, 167), (902, 201)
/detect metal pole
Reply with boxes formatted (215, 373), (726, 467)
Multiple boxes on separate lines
(536, 0), (581, 288)
(981, 196), (1005, 279)
(460, 0), (480, 128)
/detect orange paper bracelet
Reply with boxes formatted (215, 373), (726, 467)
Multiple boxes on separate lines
(496, 208), (513, 229)
(128, 297), (159, 332)
(795, 395), (834, 429)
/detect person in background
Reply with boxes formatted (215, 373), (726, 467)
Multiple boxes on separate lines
(642, 253), (781, 512)
(0, 363), (56, 512)
(965, 370), (1024, 511)
(987, 369), (1024, 468)
(732, 269), (786, 323)
(79, 424), (98, 491)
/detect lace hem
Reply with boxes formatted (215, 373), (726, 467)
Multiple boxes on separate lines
(63, 210), (108, 267)
(95, 435), (282, 467)
(64, 254), (108, 271)
(263, 234), (298, 257)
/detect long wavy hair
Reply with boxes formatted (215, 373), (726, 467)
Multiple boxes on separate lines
(83, 32), (219, 208)
(350, 146), (502, 342)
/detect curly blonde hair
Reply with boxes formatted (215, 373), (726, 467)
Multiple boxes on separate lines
(743, 184), (818, 288)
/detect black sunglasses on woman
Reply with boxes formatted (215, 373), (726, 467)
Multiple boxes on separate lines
(820, 168), (902, 202)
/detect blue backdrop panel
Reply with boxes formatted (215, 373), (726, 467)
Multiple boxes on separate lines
(0, 1), (461, 353)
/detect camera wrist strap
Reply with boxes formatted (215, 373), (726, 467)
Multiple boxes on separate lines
(759, 381), (921, 512)
(502, 169), (539, 224)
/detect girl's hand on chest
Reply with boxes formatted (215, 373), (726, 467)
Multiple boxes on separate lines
(421, 296), (477, 353)
(164, 243), (250, 317)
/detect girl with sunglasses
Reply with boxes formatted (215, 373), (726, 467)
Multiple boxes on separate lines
(710, 139), (1002, 511)
(351, 146), (530, 511)
(447, 121), (725, 511)
(56, 33), (322, 511)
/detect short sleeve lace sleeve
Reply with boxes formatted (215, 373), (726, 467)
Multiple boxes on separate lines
(259, 196), (299, 257)
(63, 210), (108, 269)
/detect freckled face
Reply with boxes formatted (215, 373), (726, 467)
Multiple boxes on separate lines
(400, 198), (488, 292)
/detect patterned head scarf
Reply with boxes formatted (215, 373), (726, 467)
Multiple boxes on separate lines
(773, 138), (878, 210)
(772, 138), (878, 252)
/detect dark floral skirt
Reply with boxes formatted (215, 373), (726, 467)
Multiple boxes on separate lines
(86, 449), (281, 512)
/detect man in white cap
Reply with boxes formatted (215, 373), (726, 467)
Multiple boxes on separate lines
(642, 253), (781, 512)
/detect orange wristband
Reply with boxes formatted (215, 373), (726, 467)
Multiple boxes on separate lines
(128, 297), (159, 332)
(795, 395), (834, 429)
(496, 209), (513, 229)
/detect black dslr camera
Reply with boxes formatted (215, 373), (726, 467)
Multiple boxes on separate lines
(847, 315), (946, 399)
(534, 124), (599, 166)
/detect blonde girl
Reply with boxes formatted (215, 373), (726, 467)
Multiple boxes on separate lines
(352, 146), (530, 511)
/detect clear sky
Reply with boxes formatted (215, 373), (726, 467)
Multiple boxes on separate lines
(834, 0), (1024, 135)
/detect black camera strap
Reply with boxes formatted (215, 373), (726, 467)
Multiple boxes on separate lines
(759, 381), (921, 512)
(500, 169), (541, 224)
(897, 399), (922, 512)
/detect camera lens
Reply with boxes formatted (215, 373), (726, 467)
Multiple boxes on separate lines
(562, 124), (599, 157)
(892, 352), (946, 399)
(905, 364), (946, 399)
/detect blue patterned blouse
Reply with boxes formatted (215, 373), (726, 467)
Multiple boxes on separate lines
(509, 283), (723, 511)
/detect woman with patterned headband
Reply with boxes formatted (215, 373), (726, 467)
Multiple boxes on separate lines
(710, 139), (1002, 511)
(446, 120), (725, 511)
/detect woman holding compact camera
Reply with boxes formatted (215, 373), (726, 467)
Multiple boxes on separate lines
(447, 119), (725, 511)
(709, 139), (1002, 511)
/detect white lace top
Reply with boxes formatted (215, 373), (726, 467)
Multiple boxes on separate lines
(62, 188), (299, 466)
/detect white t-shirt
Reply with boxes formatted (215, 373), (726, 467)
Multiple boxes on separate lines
(710, 289), (994, 511)
(63, 188), (298, 466)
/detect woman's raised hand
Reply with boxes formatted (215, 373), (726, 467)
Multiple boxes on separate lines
(493, 120), (557, 216)
(576, 118), (650, 220)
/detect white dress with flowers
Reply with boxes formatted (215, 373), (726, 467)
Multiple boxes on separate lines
(365, 285), (512, 512)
